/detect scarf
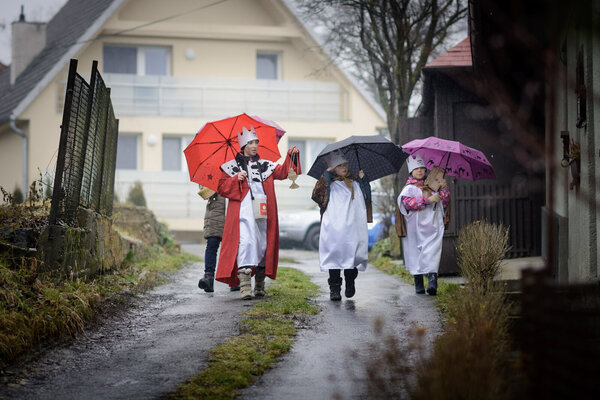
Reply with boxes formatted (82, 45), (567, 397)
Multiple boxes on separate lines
(332, 173), (357, 199)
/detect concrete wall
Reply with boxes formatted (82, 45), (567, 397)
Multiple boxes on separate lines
(550, 15), (600, 283)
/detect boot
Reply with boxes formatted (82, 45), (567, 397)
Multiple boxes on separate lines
(237, 268), (252, 300)
(198, 274), (214, 293)
(414, 274), (425, 294)
(427, 273), (438, 296)
(344, 268), (358, 298)
(254, 267), (266, 297)
(328, 277), (342, 301)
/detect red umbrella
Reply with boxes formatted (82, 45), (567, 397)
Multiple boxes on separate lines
(184, 113), (281, 191)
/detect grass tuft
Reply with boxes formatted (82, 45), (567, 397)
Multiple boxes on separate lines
(169, 267), (319, 400)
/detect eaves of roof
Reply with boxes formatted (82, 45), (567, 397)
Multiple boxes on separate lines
(0, 0), (386, 125)
(424, 36), (472, 70)
(280, 0), (387, 123)
(0, 0), (124, 124)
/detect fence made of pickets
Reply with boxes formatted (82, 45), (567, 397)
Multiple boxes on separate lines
(453, 182), (541, 259)
(49, 59), (119, 225)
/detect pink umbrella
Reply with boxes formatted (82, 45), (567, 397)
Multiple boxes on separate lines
(251, 115), (285, 143)
(401, 137), (495, 180)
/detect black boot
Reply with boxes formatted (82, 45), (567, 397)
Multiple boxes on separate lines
(328, 277), (342, 301)
(427, 273), (438, 296)
(414, 274), (425, 294)
(344, 268), (358, 298)
(198, 274), (214, 293)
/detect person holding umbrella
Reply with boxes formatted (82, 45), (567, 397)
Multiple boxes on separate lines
(311, 150), (372, 301)
(397, 154), (450, 296)
(217, 126), (300, 299)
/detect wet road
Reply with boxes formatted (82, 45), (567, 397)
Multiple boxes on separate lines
(0, 244), (248, 400)
(240, 248), (441, 400)
(0, 245), (440, 400)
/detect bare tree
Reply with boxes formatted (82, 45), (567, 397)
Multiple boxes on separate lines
(295, 0), (467, 145)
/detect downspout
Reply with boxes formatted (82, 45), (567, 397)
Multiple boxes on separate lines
(9, 115), (28, 199)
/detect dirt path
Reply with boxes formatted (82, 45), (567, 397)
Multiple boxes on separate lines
(0, 245), (441, 400)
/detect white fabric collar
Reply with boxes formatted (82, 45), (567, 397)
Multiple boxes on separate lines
(221, 158), (276, 182)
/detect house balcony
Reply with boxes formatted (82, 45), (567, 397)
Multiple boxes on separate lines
(100, 74), (349, 121)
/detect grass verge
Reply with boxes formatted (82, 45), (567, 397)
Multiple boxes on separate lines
(169, 266), (319, 400)
(0, 245), (199, 368)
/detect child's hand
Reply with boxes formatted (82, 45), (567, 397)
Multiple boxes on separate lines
(440, 179), (448, 189)
(428, 194), (441, 203)
(359, 170), (365, 179)
(237, 171), (247, 181)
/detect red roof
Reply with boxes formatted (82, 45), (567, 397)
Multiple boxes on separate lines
(426, 37), (472, 68)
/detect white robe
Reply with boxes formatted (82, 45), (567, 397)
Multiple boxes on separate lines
(319, 180), (368, 272)
(398, 184), (445, 275)
(237, 180), (267, 268)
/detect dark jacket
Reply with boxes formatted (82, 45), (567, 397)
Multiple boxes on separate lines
(203, 193), (226, 239)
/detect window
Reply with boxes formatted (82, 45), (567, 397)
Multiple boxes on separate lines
(289, 138), (331, 169)
(103, 45), (170, 76)
(163, 136), (194, 171)
(116, 134), (139, 170)
(256, 52), (280, 80)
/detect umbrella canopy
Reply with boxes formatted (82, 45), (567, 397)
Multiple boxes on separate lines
(307, 135), (407, 182)
(184, 113), (281, 191)
(251, 115), (285, 143)
(401, 137), (495, 180)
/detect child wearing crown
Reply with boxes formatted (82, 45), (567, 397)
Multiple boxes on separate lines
(311, 151), (372, 301)
(217, 126), (301, 300)
(397, 154), (450, 295)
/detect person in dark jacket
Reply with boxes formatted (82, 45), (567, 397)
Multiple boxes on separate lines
(198, 187), (227, 292)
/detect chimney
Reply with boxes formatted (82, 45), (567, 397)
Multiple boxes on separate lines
(11, 6), (47, 85)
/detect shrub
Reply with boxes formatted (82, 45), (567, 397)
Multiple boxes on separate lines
(127, 181), (147, 207)
(12, 186), (24, 205)
(456, 220), (510, 293)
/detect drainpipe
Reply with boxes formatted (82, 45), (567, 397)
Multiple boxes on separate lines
(9, 115), (28, 199)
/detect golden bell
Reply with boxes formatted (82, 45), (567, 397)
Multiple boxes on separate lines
(287, 168), (299, 189)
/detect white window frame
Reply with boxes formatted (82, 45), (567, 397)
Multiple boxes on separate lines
(116, 133), (140, 170)
(103, 44), (171, 76)
(162, 135), (194, 172)
(256, 51), (281, 80)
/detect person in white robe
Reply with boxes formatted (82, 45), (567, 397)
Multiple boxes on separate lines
(397, 154), (450, 295)
(311, 151), (372, 301)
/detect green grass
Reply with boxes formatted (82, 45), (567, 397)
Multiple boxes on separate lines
(0, 246), (199, 368)
(169, 267), (319, 400)
(278, 256), (298, 264)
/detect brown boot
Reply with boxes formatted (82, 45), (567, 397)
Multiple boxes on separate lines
(237, 268), (252, 300)
(254, 267), (266, 297)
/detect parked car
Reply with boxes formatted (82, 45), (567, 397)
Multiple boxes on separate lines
(278, 208), (386, 251)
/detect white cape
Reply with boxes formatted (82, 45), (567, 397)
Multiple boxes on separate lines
(319, 181), (368, 271)
(237, 180), (267, 268)
(398, 184), (445, 275)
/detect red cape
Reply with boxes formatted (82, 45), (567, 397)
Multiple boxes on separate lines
(216, 149), (301, 287)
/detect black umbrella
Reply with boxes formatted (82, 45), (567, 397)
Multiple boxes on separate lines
(307, 135), (408, 181)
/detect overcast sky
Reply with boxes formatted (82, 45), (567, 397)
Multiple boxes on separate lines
(0, 0), (68, 65)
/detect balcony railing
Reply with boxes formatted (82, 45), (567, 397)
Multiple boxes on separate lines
(87, 74), (348, 121)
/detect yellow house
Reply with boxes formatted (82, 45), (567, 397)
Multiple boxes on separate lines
(0, 0), (386, 232)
